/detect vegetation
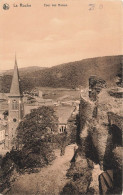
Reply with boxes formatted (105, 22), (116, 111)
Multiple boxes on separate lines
(0, 75), (12, 93)
(0, 106), (59, 180)
(67, 114), (79, 144)
(14, 106), (58, 168)
(1, 105), (79, 177)
(16, 106), (58, 145)
(61, 155), (93, 195)
(0, 55), (122, 92)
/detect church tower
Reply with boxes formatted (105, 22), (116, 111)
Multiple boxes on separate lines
(7, 57), (23, 149)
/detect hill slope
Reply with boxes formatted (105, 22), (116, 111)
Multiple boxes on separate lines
(3, 66), (46, 76)
(0, 55), (122, 93)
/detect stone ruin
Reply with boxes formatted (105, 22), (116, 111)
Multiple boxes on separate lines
(89, 76), (106, 102)
(61, 76), (122, 195)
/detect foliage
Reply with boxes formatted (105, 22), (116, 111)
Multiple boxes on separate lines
(0, 74), (35, 93)
(12, 106), (58, 169)
(21, 140), (55, 168)
(67, 114), (79, 144)
(16, 106), (58, 146)
(46, 132), (68, 148)
(0, 75), (12, 93)
(61, 161), (93, 195)
(0, 56), (122, 93)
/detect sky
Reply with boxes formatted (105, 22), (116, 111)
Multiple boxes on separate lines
(0, 0), (122, 70)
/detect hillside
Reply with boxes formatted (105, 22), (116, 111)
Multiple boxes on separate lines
(0, 55), (122, 93)
(3, 66), (46, 76)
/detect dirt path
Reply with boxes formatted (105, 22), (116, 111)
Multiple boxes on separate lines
(7, 144), (76, 195)
(90, 164), (103, 194)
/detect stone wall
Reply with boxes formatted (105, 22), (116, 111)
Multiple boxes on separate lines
(89, 76), (106, 101)
(62, 76), (122, 194)
(78, 76), (123, 194)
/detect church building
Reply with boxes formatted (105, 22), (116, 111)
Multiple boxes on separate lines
(0, 57), (24, 150)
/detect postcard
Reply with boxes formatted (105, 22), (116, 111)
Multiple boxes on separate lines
(0, 0), (122, 194)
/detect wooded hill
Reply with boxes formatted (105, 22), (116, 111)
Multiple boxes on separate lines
(0, 55), (122, 93)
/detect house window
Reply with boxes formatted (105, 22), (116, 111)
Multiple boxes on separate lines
(12, 100), (18, 110)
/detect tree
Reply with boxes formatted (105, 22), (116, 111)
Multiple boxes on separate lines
(14, 106), (58, 168)
(16, 106), (58, 146)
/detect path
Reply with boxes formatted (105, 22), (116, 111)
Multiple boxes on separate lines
(7, 144), (76, 195)
(90, 164), (103, 194)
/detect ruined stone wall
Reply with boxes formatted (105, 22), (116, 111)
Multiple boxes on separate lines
(62, 76), (122, 194)
(108, 112), (123, 130)
(79, 97), (94, 132)
(79, 76), (118, 170)
(79, 97), (110, 168)
(89, 76), (106, 101)
(78, 76), (123, 194)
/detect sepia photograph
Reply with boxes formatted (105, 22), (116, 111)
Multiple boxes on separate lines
(0, 0), (122, 194)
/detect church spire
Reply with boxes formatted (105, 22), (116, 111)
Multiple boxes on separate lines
(10, 56), (22, 96)
(15, 53), (17, 66)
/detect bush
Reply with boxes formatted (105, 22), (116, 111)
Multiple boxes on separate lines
(20, 140), (56, 169)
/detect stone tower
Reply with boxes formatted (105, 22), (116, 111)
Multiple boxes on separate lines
(6, 57), (23, 149)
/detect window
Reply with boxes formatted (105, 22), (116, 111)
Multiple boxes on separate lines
(13, 118), (17, 122)
(12, 100), (18, 110)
